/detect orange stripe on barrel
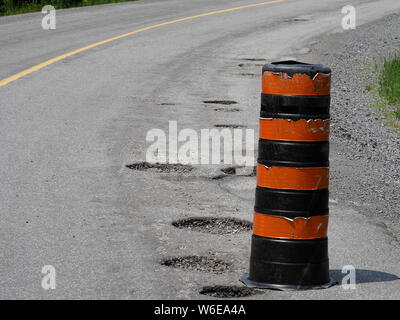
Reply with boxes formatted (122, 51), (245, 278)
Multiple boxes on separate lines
(259, 119), (329, 141)
(253, 213), (328, 239)
(262, 71), (331, 95)
(256, 165), (329, 190)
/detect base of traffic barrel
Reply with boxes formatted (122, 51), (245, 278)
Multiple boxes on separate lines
(240, 274), (337, 291)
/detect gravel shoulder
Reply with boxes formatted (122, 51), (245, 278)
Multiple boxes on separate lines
(302, 13), (400, 239)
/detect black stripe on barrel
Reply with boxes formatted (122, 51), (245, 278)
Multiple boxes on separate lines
(254, 187), (329, 218)
(258, 139), (329, 167)
(261, 94), (330, 120)
(247, 236), (330, 288)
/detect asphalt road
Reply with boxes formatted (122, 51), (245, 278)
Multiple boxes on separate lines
(0, 0), (399, 299)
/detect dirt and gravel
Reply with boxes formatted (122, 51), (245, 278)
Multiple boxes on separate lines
(199, 285), (262, 298)
(126, 162), (194, 173)
(171, 217), (252, 234)
(161, 255), (232, 274)
(303, 13), (400, 237)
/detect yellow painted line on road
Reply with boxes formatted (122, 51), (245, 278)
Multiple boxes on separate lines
(0, 0), (284, 87)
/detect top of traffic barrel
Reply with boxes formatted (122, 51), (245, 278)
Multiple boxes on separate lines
(262, 60), (331, 78)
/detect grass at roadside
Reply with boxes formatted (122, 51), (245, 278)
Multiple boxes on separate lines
(0, 0), (138, 16)
(380, 57), (400, 113)
(365, 55), (400, 134)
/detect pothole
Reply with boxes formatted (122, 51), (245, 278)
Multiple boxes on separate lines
(240, 58), (266, 61)
(239, 63), (264, 67)
(204, 100), (238, 105)
(172, 217), (252, 234)
(161, 256), (232, 274)
(283, 17), (311, 23)
(126, 162), (193, 173)
(221, 167), (236, 175)
(213, 108), (241, 112)
(221, 166), (256, 176)
(211, 174), (227, 180)
(157, 102), (176, 106)
(293, 17), (311, 22)
(214, 124), (246, 128)
(200, 286), (262, 298)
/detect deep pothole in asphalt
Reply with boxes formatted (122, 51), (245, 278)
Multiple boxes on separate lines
(126, 162), (193, 173)
(200, 286), (262, 298)
(161, 256), (232, 274)
(172, 217), (252, 235)
(203, 100), (238, 105)
(214, 124), (246, 129)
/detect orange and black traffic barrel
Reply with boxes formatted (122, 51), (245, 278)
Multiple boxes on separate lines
(241, 61), (336, 290)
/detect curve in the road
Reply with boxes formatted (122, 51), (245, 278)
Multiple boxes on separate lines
(0, 0), (284, 88)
